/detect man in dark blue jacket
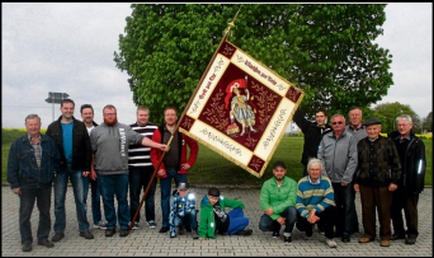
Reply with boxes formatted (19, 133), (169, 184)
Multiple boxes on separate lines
(7, 114), (61, 252)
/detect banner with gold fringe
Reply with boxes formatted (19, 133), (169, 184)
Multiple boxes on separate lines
(178, 40), (304, 178)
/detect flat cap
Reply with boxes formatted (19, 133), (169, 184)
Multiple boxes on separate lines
(363, 117), (382, 127)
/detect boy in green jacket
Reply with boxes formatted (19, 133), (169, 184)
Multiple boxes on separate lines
(198, 187), (252, 241)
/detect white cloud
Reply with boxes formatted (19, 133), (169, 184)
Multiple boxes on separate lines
(373, 3), (432, 118)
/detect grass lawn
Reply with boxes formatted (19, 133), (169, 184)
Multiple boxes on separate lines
(2, 128), (432, 187)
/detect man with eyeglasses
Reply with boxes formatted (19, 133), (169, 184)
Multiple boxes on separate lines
(388, 115), (426, 245)
(318, 114), (358, 243)
(89, 104), (167, 238)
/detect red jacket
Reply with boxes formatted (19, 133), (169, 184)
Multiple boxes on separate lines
(150, 126), (199, 178)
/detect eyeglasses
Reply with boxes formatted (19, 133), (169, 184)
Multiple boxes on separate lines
(208, 195), (219, 200)
(332, 121), (344, 125)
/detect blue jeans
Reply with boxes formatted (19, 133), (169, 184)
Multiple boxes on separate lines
(129, 166), (156, 223)
(90, 178), (104, 224)
(226, 208), (250, 236)
(98, 174), (130, 230)
(259, 206), (297, 233)
(53, 165), (89, 233)
(160, 169), (187, 227)
(19, 186), (52, 244)
(333, 183), (355, 237)
(171, 209), (198, 230)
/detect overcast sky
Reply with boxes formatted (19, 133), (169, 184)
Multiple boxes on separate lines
(2, 3), (432, 129)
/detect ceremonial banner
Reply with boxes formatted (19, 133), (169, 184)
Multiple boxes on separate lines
(178, 40), (304, 178)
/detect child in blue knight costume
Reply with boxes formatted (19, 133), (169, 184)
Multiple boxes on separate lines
(168, 181), (198, 239)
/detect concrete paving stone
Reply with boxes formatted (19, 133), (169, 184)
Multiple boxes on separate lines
(1, 185), (432, 257)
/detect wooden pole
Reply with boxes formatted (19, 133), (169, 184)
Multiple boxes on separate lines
(129, 7), (241, 232)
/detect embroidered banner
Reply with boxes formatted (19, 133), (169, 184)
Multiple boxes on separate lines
(179, 40), (304, 178)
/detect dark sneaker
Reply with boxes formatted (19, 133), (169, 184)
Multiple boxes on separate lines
(37, 239), (54, 248)
(178, 226), (185, 235)
(306, 229), (313, 238)
(119, 229), (129, 237)
(391, 233), (406, 240)
(22, 243), (32, 252)
(192, 229), (199, 240)
(405, 237), (416, 245)
(342, 237), (350, 243)
(159, 226), (169, 233)
(105, 229), (116, 237)
(147, 220), (157, 229)
(272, 231), (280, 238)
(52, 232), (65, 242)
(132, 222), (139, 230)
(284, 235), (292, 244)
(235, 229), (253, 236)
(79, 230), (94, 239)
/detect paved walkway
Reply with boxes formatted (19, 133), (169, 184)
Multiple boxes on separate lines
(1, 185), (432, 257)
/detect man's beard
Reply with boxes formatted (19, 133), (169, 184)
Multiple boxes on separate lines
(104, 117), (118, 126)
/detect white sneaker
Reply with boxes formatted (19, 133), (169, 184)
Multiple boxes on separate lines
(94, 221), (107, 229)
(132, 222), (139, 230)
(147, 220), (157, 229)
(325, 238), (337, 248)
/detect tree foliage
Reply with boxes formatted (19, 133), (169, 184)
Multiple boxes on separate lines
(114, 4), (393, 124)
(371, 102), (417, 133)
(422, 111), (432, 133)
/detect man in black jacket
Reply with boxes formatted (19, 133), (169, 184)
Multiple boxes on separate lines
(388, 114), (426, 245)
(46, 99), (94, 242)
(292, 107), (332, 176)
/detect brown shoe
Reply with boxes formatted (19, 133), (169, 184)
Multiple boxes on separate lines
(358, 237), (373, 243)
(380, 240), (390, 247)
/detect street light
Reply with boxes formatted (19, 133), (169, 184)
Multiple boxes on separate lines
(45, 92), (70, 121)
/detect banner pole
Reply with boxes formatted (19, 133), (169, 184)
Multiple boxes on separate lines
(129, 8), (241, 232)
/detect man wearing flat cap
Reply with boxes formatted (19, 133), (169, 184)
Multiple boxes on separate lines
(353, 117), (401, 247)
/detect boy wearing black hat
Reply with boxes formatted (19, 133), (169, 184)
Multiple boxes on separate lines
(353, 117), (401, 247)
(168, 181), (198, 239)
(198, 187), (253, 241)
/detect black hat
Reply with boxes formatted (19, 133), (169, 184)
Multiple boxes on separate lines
(363, 118), (382, 127)
(178, 181), (189, 190)
(273, 160), (286, 169)
(208, 187), (220, 197)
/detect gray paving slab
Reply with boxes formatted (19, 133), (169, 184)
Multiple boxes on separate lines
(1, 184), (432, 257)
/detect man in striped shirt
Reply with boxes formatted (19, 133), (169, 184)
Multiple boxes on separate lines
(128, 106), (159, 230)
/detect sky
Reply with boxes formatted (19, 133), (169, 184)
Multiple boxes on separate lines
(2, 3), (432, 129)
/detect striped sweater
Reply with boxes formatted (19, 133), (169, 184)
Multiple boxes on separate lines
(296, 175), (335, 218)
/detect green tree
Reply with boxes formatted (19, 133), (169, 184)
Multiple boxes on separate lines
(371, 102), (417, 133)
(422, 111), (432, 133)
(114, 4), (393, 124)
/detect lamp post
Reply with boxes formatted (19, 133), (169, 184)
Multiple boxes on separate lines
(45, 92), (70, 121)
